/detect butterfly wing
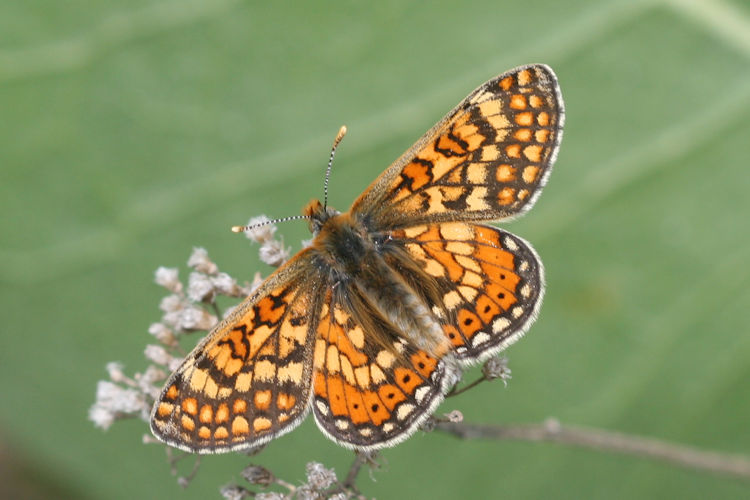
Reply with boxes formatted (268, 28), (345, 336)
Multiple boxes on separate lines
(310, 285), (457, 450)
(351, 64), (563, 229)
(385, 222), (544, 364)
(150, 250), (326, 453)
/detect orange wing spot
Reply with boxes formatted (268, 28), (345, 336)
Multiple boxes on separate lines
(319, 316), (368, 367)
(518, 189), (530, 200)
(233, 398), (247, 414)
(535, 129), (550, 143)
(226, 329), (248, 359)
(277, 393), (296, 411)
(453, 110), (471, 128)
(444, 324), (464, 347)
(182, 398), (198, 415)
(481, 145), (500, 161)
(466, 163), (487, 184)
(216, 403), (230, 424)
(157, 402), (173, 418)
(529, 94), (544, 108)
(411, 351), (437, 378)
(214, 426), (229, 440)
(278, 413), (289, 423)
(514, 128), (532, 142)
(257, 295), (286, 325)
(232, 416), (250, 436)
(362, 390), (390, 426)
(499, 76), (514, 90)
(517, 69), (532, 85)
(457, 309), (482, 338)
(445, 167), (463, 184)
(437, 134), (466, 155)
(327, 375), (348, 416)
(423, 244), (464, 282)
(505, 144), (521, 158)
(402, 161), (431, 191)
(522, 166), (540, 184)
(180, 415), (195, 432)
(378, 383), (407, 411)
(198, 426), (211, 440)
(344, 383), (370, 424)
(415, 224), (442, 242)
(165, 384), (179, 400)
(515, 112), (534, 126)
(485, 282), (519, 310)
(254, 390), (272, 411)
(490, 266), (521, 289)
(199, 404), (213, 424)
(476, 293), (502, 323)
(223, 357), (243, 377)
(498, 187), (516, 205)
(510, 94), (527, 110)
(453, 122), (479, 141)
(496, 164), (517, 183)
(537, 112), (550, 126)
(394, 367), (421, 395)
(314, 372), (327, 397)
(478, 99), (502, 117)
(473, 225), (502, 246)
(440, 186), (468, 203)
(474, 242), (514, 269)
(523, 145), (542, 162)
(252, 418), (272, 433)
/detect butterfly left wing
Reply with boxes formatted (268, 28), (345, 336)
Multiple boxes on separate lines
(351, 64), (563, 229)
(310, 286), (457, 450)
(150, 251), (325, 453)
(385, 222), (544, 365)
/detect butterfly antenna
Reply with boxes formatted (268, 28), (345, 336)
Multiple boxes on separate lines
(231, 215), (309, 233)
(323, 125), (347, 211)
(232, 126), (346, 234)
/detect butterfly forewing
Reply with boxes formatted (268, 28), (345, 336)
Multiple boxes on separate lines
(351, 64), (563, 230)
(150, 252), (324, 453)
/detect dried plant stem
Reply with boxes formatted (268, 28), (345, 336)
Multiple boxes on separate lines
(446, 375), (487, 397)
(343, 452), (371, 489)
(436, 418), (750, 480)
(323, 452), (374, 499)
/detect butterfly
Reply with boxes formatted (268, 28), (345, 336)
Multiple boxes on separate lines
(150, 64), (564, 453)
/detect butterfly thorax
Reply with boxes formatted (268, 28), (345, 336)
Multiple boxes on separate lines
(303, 199), (451, 358)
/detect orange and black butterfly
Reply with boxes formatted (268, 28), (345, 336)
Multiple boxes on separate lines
(150, 64), (564, 452)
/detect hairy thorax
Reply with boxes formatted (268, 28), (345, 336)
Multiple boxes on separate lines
(303, 199), (451, 357)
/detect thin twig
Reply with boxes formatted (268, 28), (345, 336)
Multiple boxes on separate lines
(436, 418), (750, 480)
(344, 452), (371, 489)
(446, 375), (487, 397)
(323, 452), (375, 499)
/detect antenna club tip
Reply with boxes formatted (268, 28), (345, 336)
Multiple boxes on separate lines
(231, 225), (245, 233)
(335, 125), (347, 144)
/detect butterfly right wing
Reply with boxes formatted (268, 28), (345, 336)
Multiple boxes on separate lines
(150, 250), (325, 453)
(385, 222), (544, 365)
(351, 64), (564, 230)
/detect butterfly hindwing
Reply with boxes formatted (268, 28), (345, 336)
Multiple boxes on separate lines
(390, 222), (544, 364)
(352, 64), (563, 230)
(310, 288), (456, 450)
(150, 251), (323, 453)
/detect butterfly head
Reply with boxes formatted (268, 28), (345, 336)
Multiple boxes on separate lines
(303, 199), (340, 236)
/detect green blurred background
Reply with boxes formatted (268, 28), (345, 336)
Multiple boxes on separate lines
(2, 0), (749, 498)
